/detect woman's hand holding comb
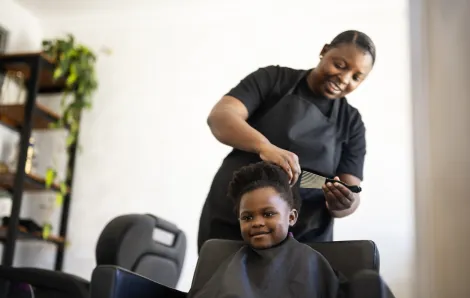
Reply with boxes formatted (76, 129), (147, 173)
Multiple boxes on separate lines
(322, 174), (361, 218)
(323, 176), (354, 210)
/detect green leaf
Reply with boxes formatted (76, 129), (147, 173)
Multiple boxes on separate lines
(55, 193), (64, 206)
(60, 182), (68, 194)
(53, 67), (63, 79)
(66, 73), (77, 87)
(45, 168), (56, 188)
(78, 83), (85, 95)
(66, 134), (76, 147)
(66, 63), (78, 87)
(42, 224), (51, 239)
(70, 122), (79, 133)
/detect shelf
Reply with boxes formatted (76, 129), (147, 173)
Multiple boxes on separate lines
(0, 52), (66, 93)
(0, 225), (64, 245)
(0, 171), (60, 192)
(0, 51), (78, 270)
(0, 102), (60, 130)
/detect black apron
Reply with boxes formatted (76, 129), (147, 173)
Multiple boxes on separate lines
(198, 70), (345, 252)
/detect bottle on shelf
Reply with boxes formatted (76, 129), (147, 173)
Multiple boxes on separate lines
(6, 136), (38, 175)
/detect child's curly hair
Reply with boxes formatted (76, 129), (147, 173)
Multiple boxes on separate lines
(228, 161), (301, 214)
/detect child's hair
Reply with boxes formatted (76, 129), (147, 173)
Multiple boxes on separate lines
(228, 161), (301, 213)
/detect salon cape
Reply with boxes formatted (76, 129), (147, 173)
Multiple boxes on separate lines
(188, 235), (346, 298)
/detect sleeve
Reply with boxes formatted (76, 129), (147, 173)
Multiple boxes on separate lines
(335, 112), (366, 180)
(225, 65), (280, 116)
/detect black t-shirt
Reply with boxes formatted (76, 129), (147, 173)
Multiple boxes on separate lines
(226, 65), (366, 180)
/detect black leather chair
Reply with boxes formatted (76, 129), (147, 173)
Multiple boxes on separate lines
(96, 213), (187, 288)
(90, 239), (384, 298)
(0, 267), (89, 298)
(0, 213), (186, 298)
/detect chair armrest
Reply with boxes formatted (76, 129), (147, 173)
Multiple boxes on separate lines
(0, 266), (89, 298)
(90, 265), (187, 298)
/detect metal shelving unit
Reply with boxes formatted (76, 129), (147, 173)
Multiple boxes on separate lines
(0, 52), (78, 270)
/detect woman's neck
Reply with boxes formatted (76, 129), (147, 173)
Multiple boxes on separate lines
(306, 69), (321, 95)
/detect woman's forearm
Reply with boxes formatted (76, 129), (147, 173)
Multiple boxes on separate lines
(207, 109), (270, 154)
(207, 96), (301, 184)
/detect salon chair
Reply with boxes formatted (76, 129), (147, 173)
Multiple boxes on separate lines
(96, 213), (186, 288)
(90, 239), (388, 298)
(0, 213), (186, 298)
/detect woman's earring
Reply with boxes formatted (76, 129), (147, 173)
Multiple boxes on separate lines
(319, 55), (323, 59)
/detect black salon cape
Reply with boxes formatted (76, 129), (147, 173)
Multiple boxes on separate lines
(188, 236), (346, 298)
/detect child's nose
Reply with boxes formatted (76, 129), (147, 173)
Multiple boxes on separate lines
(252, 216), (265, 227)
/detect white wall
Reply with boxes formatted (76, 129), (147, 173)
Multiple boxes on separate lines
(30, 1), (415, 296)
(0, 0), (42, 52)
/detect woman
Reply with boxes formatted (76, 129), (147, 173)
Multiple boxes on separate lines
(198, 30), (376, 252)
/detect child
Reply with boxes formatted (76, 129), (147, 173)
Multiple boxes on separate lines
(188, 161), (344, 298)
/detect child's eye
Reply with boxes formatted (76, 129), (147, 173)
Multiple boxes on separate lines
(240, 215), (253, 221)
(264, 212), (276, 217)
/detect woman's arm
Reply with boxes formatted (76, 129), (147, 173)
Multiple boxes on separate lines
(207, 95), (301, 184)
(207, 95), (270, 154)
(324, 111), (366, 218)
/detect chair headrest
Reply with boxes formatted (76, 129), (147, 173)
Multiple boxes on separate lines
(95, 214), (186, 276)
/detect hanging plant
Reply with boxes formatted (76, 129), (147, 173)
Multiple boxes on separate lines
(40, 34), (100, 238)
(42, 34), (98, 147)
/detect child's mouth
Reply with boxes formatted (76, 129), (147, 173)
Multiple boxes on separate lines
(250, 231), (271, 238)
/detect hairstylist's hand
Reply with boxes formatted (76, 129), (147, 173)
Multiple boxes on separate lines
(322, 176), (355, 211)
(258, 143), (301, 185)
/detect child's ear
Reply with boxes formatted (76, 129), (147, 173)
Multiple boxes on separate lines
(288, 209), (298, 227)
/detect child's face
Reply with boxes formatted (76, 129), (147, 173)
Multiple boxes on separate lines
(238, 187), (298, 249)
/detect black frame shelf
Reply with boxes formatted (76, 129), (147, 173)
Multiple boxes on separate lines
(0, 52), (78, 271)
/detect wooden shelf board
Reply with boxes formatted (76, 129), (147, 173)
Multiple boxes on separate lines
(0, 171), (60, 192)
(0, 52), (55, 64)
(0, 52), (66, 93)
(0, 102), (60, 130)
(0, 225), (63, 244)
